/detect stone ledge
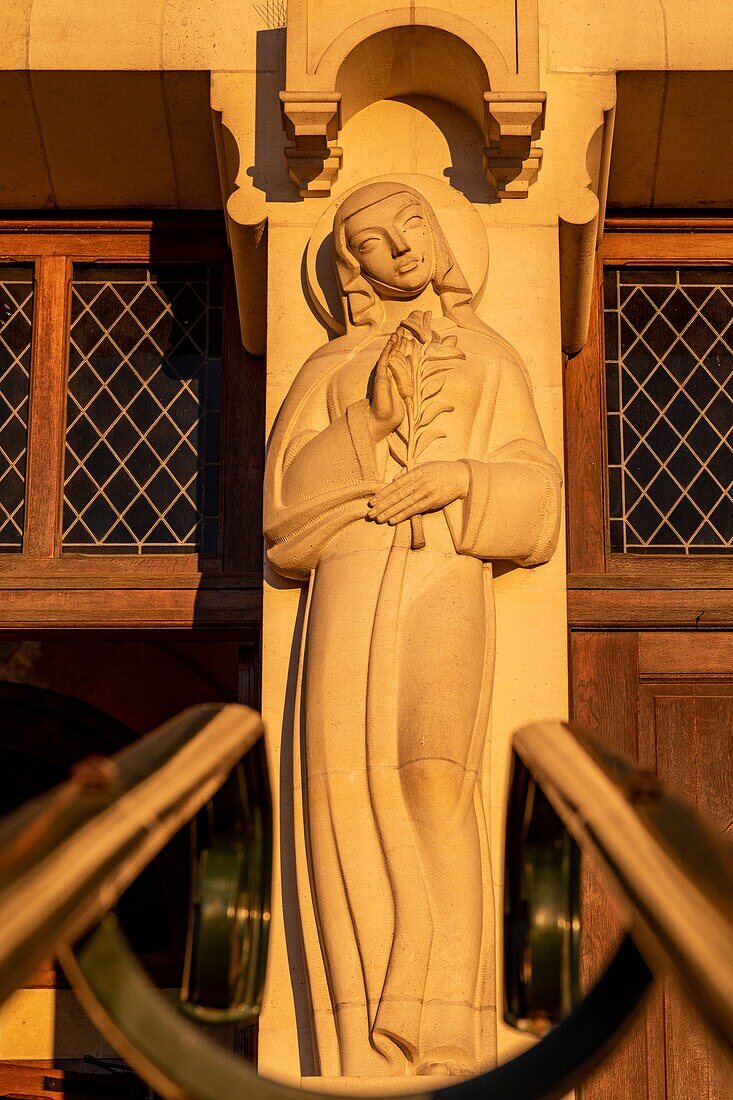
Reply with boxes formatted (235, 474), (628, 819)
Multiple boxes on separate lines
(298, 1076), (460, 1093)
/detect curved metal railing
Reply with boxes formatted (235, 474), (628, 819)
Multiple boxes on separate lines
(505, 721), (733, 1055)
(0, 714), (730, 1100)
(0, 703), (270, 1017)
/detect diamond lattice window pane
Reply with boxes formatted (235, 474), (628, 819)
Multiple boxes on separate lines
(63, 265), (223, 555)
(0, 265), (34, 552)
(604, 266), (733, 556)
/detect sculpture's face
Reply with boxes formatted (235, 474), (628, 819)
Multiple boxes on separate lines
(345, 192), (434, 296)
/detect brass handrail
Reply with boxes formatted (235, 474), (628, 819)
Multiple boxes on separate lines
(0, 702), (264, 1006)
(508, 721), (733, 1053)
(0, 716), (729, 1100)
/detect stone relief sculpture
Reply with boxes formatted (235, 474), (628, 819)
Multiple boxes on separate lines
(264, 181), (562, 1078)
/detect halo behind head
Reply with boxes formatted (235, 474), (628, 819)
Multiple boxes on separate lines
(305, 175), (490, 335)
(335, 180), (419, 231)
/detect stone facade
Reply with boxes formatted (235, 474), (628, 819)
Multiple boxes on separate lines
(0, 0), (730, 1088)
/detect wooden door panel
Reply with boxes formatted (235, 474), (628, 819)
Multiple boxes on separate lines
(664, 973), (730, 1100)
(571, 632), (654, 1100)
(639, 681), (732, 1100)
(639, 685), (733, 835)
(570, 631), (639, 758)
(571, 631), (733, 1100)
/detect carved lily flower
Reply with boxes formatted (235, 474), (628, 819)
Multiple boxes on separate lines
(399, 311), (465, 363)
(399, 309), (435, 345)
(425, 333), (466, 362)
(386, 315), (463, 551)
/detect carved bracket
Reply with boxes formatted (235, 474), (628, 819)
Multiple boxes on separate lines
(279, 92), (343, 198)
(279, 86), (548, 201)
(483, 91), (546, 198)
(277, 7), (547, 200)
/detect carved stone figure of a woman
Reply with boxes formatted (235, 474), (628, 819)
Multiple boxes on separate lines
(264, 181), (562, 1077)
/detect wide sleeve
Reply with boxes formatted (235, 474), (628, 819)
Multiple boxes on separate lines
(265, 387), (387, 580)
(444, 356), (562, 566)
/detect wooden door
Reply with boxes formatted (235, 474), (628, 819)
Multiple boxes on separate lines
(564, 224), (733, 1096)
(571, 630), (733, 1099)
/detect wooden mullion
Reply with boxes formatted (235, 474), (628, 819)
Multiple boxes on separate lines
(601, 231), (733, 263)
(0, 232), (227, 263)
(568, 569), (733, 591)
(564, 256), (606, 574)
(0, 212), (224, 233)
(567, 588), (733, 628)
(607, 554), (733, 582)
(605, 214), (733, 232)
(572, 631), (650, 1100)
(0, 587), (262, 629)
(0, 233), (150, 261)
(23, 255), (71, 559)
(222, 266), (265, 574)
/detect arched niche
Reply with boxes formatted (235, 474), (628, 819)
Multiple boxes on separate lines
(279, 16), (545, 200)
(334, 25), (494, 132)
(312, 7), (513, 92)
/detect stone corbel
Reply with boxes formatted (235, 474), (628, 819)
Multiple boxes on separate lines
(279, 92), (343, 197)
(558, 99), (616, 355)
(211, 72), (270, 355)
(483, 91), (546, 198)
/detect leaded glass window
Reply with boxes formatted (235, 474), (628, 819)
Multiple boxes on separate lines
(604, 266), (732, 555)
(0, 265), (34, 552)
(63, 264), (222, 555)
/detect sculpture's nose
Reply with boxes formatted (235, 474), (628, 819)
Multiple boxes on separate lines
(388, 228), (410, 257)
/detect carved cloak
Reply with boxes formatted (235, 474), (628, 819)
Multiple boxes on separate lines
(264, 323), (562, 1076)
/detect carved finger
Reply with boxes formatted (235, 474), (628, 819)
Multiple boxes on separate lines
(374, 488), (428, 523)
(376, 333), (396, 370)
(387, 359), (410, 388)
(369, 491), (422, 522)
(369, 495), (415, 521)
(396, 330), (413, 357)
(374, 339), (399, 396)
(371, 373), (391, 417)
(368, 475), (420, 512)
(371, 471), (419, 501)
(387, 497), (431, 524)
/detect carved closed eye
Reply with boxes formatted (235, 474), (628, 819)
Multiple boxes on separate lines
(355, 236), (381, 253)
(402, 214), (424, 230)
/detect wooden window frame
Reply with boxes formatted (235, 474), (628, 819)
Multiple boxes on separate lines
(566, 220), (733, 610)
(0, 217), (263, 628)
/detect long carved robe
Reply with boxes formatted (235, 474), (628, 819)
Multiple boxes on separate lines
(264, 319), (562, 1076)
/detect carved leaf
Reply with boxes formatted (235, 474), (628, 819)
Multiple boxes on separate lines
(420, 376), (446, 402)
(421, 361), (453, 381)
(414, 428), (446, 459)
(425, 341), (465, 362)
(388, 437), (408, 467)
(417, 402), (454, 429)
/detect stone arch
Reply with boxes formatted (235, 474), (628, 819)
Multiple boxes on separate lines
(280, 10), (544, 199)
(333, 24), (498, 132)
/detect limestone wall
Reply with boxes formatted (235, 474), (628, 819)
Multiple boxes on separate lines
(0, 0), (729, 1082)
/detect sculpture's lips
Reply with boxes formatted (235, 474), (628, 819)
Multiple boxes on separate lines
(396, 260), (419, 274)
